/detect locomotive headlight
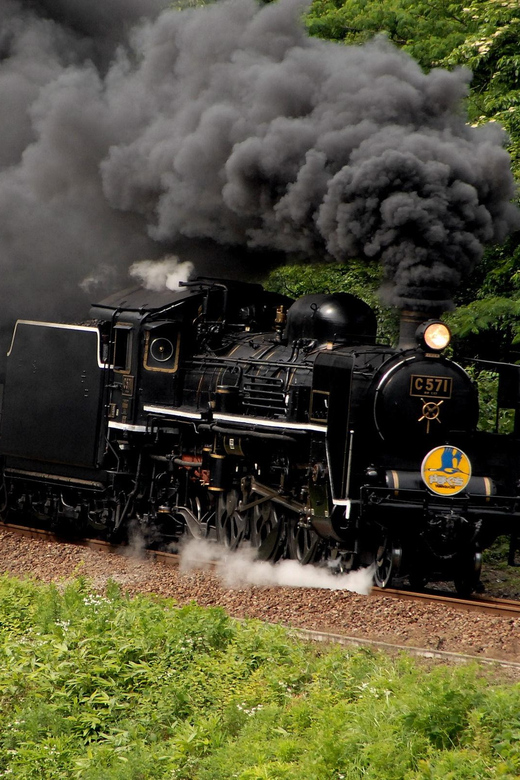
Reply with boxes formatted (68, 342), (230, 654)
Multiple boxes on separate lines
(417, 321), (451, 352)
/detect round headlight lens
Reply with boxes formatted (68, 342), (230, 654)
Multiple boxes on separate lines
(423, 322), (451, 351)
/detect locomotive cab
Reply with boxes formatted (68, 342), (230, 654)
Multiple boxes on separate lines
(89, 278), (294, 427)
(90, 284), (200, 427)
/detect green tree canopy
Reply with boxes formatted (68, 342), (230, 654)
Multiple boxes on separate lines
(306, 0), (471, 70)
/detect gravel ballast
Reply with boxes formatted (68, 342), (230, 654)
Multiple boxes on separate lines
(1, 528), (519, 665)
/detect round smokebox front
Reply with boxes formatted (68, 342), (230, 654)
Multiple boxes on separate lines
(373, 356), (479, 445)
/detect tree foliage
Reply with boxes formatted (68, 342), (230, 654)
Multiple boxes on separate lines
(306, 0), (471, 70)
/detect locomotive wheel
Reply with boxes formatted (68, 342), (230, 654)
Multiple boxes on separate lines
(287, 522), (322, 564)
(374, 534), (402, 588)
(250, 500), (284, 561)
(216, 490), (246, 550)
(454, 551), (482, 597)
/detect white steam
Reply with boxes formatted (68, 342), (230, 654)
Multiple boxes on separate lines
(129, 256), (194, 291)
(180, 538), (374, 595)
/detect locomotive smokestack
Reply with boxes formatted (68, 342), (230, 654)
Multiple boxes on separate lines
(398, 310), (429, 349)
(398, 297), (446, 348)
(398, 286), (446, 348)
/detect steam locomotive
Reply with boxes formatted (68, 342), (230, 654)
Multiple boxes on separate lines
(1, 277), (520, 594)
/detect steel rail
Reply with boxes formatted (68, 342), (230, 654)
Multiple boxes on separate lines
(372, 586), (520, 619)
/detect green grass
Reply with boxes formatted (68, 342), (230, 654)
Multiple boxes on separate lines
(0, 575), (519, 779)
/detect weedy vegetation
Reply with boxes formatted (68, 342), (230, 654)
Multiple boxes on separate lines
(0, 575), (519, 779)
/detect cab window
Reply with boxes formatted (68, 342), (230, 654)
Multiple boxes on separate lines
(113, 325), (132, 371)
(144, 325), (179, 372)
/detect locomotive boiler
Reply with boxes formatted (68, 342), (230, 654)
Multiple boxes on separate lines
(1, 277), (520, 594)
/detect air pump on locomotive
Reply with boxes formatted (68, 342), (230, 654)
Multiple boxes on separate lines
(1, 277), (520, 594)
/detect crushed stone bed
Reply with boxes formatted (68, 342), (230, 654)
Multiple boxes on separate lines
(1, 528), (519, 665)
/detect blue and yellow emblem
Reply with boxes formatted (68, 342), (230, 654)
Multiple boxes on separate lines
(420, 446), (471, 496)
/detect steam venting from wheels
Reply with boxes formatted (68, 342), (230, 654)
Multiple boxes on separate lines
(0, 0), (518, 326)
(180, 538), (375, 594)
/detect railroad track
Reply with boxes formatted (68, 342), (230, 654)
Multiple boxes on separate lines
(372, 585), (520, 619)
(1, 520), (181, 565)
(3, 521), (520, 620)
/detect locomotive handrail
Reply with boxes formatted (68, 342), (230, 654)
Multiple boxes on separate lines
(343, 430), (355, 516)
(186, 356), (315, 370)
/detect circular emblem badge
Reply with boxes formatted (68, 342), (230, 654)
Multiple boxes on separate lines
(421, 446), (471, 496)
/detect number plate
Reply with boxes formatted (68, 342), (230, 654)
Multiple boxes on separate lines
(121, 375), (134, 396)
(410, 375), (453, 399)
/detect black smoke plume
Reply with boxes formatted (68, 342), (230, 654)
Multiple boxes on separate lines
(0, 0), (518, 334)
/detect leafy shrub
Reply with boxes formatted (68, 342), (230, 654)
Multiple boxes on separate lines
(0, 576), (518, 778)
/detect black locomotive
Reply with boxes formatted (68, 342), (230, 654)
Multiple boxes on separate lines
(1, 277), (520, 594)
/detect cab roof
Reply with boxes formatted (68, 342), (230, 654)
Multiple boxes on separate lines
(90, 285), (198, 315)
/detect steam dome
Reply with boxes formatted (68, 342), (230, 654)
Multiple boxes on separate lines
(284, 293), (377, 346)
